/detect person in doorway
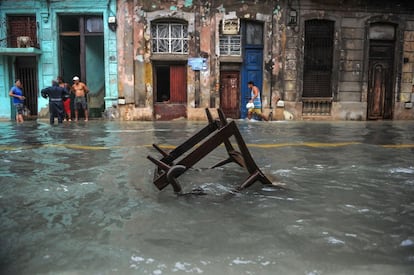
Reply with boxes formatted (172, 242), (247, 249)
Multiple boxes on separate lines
(9, 79), (26, 123)
(57, 76), (72, 121)
(161, 94), (170, 103)
(71, 76), (90, 122)
(247, 81), (268, 121)
(41, 80), (69, 124)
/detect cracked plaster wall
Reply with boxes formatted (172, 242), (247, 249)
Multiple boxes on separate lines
(116, 0), (282, 120)
(116, 0), (414, 121)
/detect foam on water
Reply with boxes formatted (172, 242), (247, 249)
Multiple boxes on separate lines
(389, 167), (414, 174)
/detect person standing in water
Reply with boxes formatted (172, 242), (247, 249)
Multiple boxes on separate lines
(9, 79), (26, 123)
(247, 81), (268, 121)
(41, 80), (70, 124)
(71, 76), (90, 122)
(57, 76), (72, 121)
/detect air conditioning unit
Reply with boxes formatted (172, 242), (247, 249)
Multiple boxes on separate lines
(17, 36), (31, 48)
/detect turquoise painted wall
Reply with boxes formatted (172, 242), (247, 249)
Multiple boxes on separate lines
(0, 56), (11, 119)
(0, 0), (118, 120)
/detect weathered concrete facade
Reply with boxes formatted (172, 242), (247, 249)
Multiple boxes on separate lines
(116, 0), (279, 120)
(289, 0), (414, 120)
(116, 0), (414, 121)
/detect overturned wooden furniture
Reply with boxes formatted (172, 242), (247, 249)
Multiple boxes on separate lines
(147, 108), (277, 194)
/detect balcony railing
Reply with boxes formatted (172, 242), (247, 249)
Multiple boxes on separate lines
(302, 97), (333, 116)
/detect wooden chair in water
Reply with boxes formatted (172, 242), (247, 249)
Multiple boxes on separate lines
(147, 108), (279, 194)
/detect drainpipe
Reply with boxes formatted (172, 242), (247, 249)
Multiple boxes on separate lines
(266, 4), (279, 109)
(194, 2), (201, 108)
(269, 7), (275, 109)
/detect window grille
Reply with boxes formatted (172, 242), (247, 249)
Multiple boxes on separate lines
(7, 15), (38, 48)
(219, 35), (241, 56)
(303, 19), (334, 98)
(151, 23), (188, 54)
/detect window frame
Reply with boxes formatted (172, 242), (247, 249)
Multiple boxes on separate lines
(151, 21), (189, 54)
(219, 34), (241, 56)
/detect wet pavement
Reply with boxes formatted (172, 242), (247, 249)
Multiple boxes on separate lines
(0, 119), (413, 275)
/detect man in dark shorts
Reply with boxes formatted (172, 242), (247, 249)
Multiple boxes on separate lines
(71, 76), (90, 122)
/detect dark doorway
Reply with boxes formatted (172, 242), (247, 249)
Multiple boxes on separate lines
(14, 56), (38, 118)
(155, 66), (170, 102)
(367, 41), (394, 119)
(154, 64), (187, 120)
(59, 15), (105, 118)
(303, 19), (334, 98)
(366, 23), (396, 120)
(60, 36), (80, 83)
(220, 71), (240, 118)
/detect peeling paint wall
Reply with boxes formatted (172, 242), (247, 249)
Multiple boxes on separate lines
(116, 0), (414, 121)
(288, 0), (414, 120)
(116, 0), (282, 120)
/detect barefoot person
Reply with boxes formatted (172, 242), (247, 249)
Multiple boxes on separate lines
(71, 76), (89, 122)
(57, 76), (72, 121)
(247, 81), (268, 121)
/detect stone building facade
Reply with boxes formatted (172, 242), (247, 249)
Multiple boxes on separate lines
(116, 0), (414, 121)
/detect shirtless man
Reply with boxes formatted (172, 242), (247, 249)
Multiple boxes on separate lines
(247, 81), (268, 121)
(71, 76), (89, 121)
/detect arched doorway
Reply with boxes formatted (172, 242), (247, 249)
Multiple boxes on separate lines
(367, 23), (396, 120)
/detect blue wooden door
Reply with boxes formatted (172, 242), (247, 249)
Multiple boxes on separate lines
(241, 49), (263, 118)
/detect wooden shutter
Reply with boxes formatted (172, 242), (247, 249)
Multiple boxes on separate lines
(170, 65), (187, 103)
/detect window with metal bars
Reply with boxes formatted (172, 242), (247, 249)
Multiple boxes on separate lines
(219, 35), (241, 56)
(151, 22), (188, 54)
(7, 15), (38, 48)
(303, 19), (334, 98)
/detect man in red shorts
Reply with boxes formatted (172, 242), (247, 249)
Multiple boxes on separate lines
(57, 76), (72, 121)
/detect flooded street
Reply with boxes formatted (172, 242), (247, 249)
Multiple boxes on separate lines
(0, 119), (413, 274)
